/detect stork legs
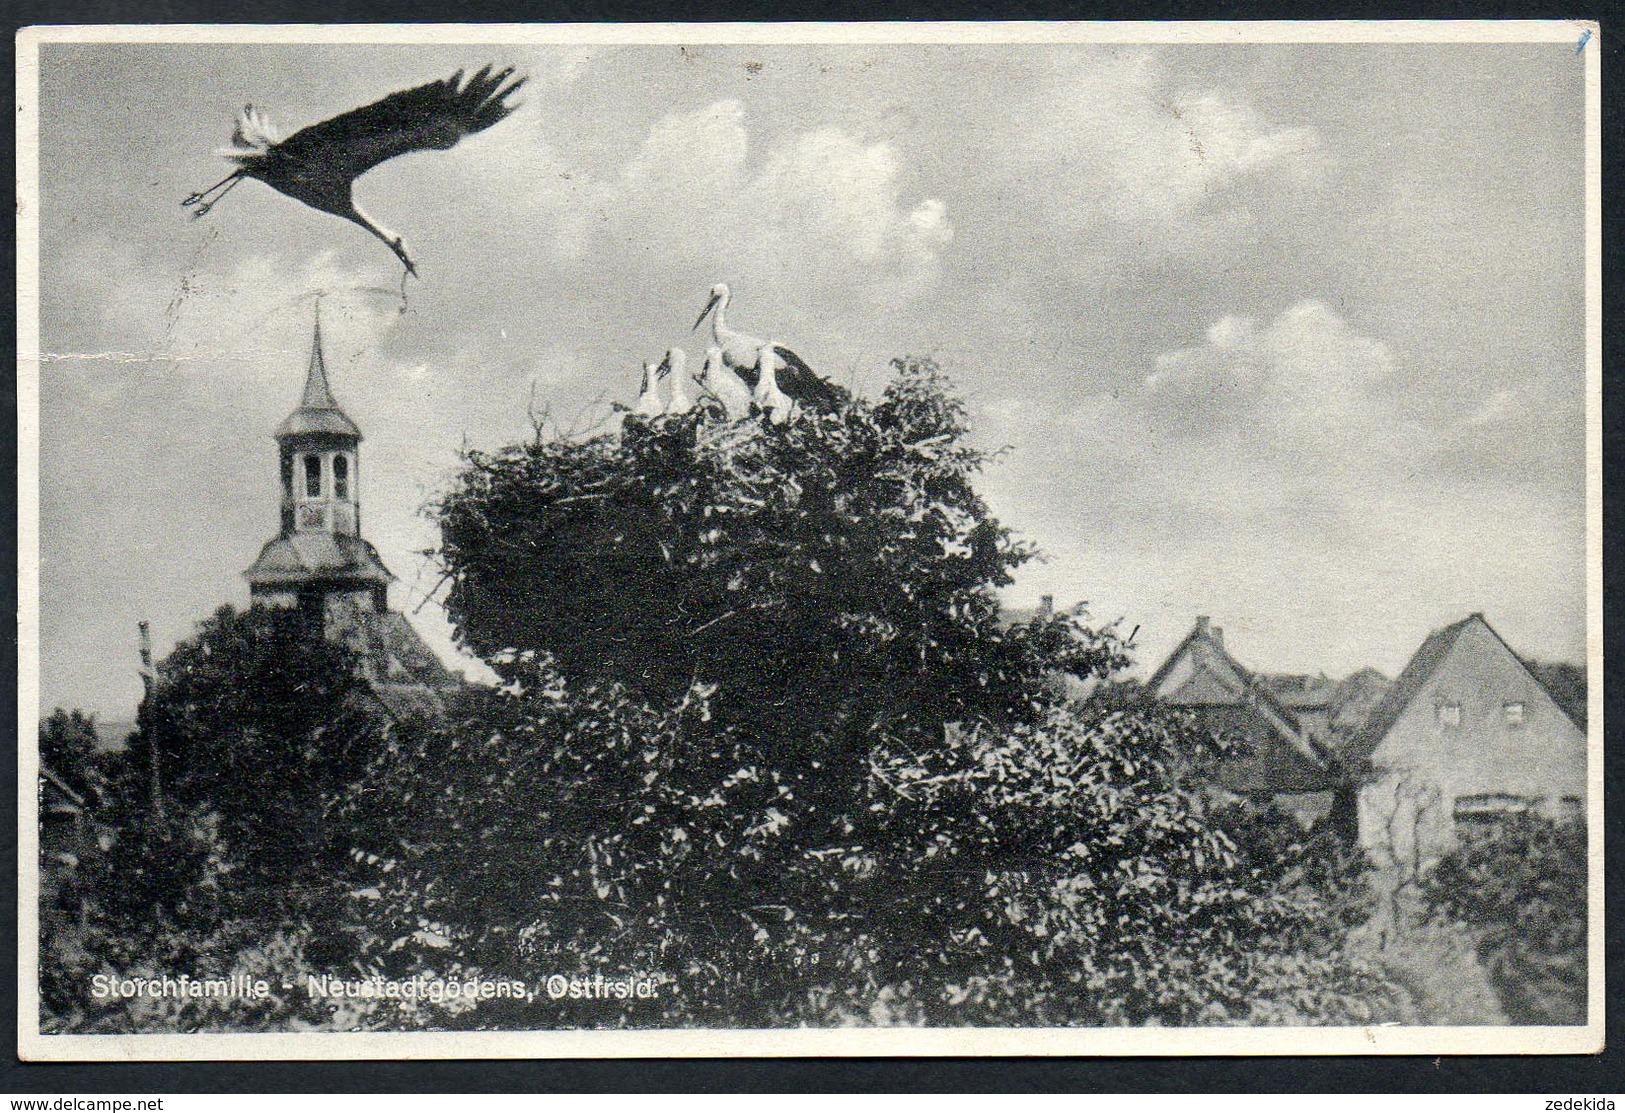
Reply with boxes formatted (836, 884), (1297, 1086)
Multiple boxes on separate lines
(181, 170), (246, 218)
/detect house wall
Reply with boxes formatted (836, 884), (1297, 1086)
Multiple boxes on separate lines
(1357, 619), (1586, 866)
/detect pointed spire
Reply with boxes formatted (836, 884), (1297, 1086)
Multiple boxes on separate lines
(274, 301), (361, 441)
(301, 303), (339, 410)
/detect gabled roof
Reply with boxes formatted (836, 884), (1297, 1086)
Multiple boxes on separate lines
(1325, 667), (1392, 749)
(275, 316), (361, 440)
(1259, 673), (1338, 711)
(1347, 612), (1582, 763)
(1146, 618), (1333, 772)
(244, 531), (393, 586)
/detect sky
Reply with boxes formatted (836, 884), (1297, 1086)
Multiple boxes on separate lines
(29, 36), (1591, 723)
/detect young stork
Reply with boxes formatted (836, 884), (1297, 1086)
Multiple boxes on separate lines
(699, 345), (753, 422)
(658, 348), (694, 415)
(753, 343), (793, 425)
(691, 283), (847, 412)
(632, 360), (665, 419)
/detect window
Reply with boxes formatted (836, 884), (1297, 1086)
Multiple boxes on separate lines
(1437, 701), (1462, 728)
(280, 452), (294, 498)
(1454, 793), (1533, 835)
(1503, 701), (1525, 726)
(1455, 793), (1531, 817)
(334, 454), (350, 500)
(304, 454), (322, 498)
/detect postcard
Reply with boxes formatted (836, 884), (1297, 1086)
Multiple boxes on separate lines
(16, 20), (1603, 1060)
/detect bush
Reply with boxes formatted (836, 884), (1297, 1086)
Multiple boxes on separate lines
(1422, 813), (1587, 1024)
(355, 675), (1397, 1029)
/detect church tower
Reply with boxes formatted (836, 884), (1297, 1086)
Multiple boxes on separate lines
(242, 309), (460, 715)
(245, 313), (393, 613)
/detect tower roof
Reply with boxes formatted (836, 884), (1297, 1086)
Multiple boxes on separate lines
(275, 314), (361, 440)
(244, 531), (393, 587)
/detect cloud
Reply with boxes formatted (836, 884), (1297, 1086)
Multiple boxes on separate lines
(1144, 300), (1393, 439)
(458, 98), (951, 311)
(999, 52), (1330, 264)
(32, 42), (1588, 717)
(973, 300), (1410, 552)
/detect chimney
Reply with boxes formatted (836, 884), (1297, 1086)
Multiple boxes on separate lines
(1212, 625), (1223, 647)
(1195, 615), (1210, 636)
(1036, 594), (1054, 620)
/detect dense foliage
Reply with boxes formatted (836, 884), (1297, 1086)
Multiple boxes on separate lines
(352, 666), (1396, 1029)
(339, 359), (1395, 1029)
(436, 359), (1126, 749)
(41, 605), (407, 1032)
(1423, 814), (1587, 1025)
(43, 357), (1402, 1032)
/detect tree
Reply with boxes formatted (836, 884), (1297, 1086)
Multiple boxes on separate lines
(350, 359), (1394, 1029)
(104, 604), (396, 919)
(42, 604), (408, 1032)
(355, 670), (1395, 1029)
(39, 707), (105, 807)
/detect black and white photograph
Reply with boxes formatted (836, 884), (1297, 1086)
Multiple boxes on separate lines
(16, 22), (1602, 1059)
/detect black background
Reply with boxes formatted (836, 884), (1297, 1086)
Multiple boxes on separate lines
(4, 0), (1620, 1092)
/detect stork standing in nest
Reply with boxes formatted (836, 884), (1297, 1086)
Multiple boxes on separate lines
(691, 283), (847, 412)
(699, 345), (754, 422)
(658, 348), (695, 415)
(632, 359), (665, 419)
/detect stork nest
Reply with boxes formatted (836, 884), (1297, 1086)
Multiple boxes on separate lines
(432, 357), (1117, 741)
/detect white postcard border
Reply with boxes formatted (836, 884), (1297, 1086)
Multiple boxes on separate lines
(15, 18), (1605, 1062)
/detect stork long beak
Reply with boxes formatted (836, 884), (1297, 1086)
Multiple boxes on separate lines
(692, 292), (720, 332)
(654, 351), (673, 379)
(389, 239), (419, 280)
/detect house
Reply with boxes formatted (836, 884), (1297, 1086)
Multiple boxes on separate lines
(1256, 667), (1391, 753)
(1345, 612), (1586, 868)
(39, 763), (98, 861)
(1144, 617), (1380, 833)
(242, 312), (461, 721)
(38, 761), (109, 932)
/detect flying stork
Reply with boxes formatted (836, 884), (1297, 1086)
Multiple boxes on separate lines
(691, 283), (847, 411)
(753, 343), (793, 425)
(699, 346), (753, 422)
(658, 348), (694, 415)
(182, 65), (527, 278)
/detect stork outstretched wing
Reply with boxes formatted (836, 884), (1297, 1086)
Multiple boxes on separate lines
(272, 65), (526, 185)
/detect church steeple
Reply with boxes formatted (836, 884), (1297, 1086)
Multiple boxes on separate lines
(275, 310), (362, 444)
(245, 309), (392, 611)
(300, 313), (339, 410)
